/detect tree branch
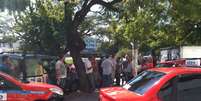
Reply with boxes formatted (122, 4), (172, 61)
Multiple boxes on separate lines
(96, 0), (122, 11)
(73, 0), (96, 29)
(82, 28), (92, 36)
(72, 0), (122, 31)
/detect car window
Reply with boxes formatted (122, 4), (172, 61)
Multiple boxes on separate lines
(0, 77), (21, 90)
(177, 74), (201, 101)
(158, 78), (176, 101)
(125, 71), (165, 95)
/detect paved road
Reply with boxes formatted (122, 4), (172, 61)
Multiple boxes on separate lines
(63, 92), (99, 101)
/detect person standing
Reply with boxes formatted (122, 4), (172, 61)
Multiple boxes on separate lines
(90, 56), (101, 88)
(0, 55), (15, 76)
(101, 55), (113, 87)
(123, 55), (133, 82)
(115, 57), (122, 86)
(83, 57), (95, 92)
(110, 54), (117, 83)
(55, 54), (67, 89)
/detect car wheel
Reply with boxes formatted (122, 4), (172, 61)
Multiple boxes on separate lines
(48, 98), (63, 101)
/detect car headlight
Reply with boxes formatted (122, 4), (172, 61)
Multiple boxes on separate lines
(49, 88), (64, 96)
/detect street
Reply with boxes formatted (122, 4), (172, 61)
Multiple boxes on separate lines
(63, 92), (99, 101)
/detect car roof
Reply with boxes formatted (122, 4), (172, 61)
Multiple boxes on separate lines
(160, 59), (185, 64)
(149, 67), (201, 74)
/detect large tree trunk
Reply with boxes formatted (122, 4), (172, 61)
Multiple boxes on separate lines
(66, 29), (90, 92)
(70, 49), (90, 92)
(64, 0), (122, 92)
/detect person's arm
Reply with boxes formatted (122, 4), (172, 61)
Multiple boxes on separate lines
(55, 62), (61, 82)
(86, 60), (92, 70)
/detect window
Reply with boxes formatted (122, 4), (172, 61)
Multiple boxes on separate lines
(0, 77), (21, 90)
(158, 78), (175, 101)
(125, 71), (165, 95)
(177, 74), (201, 101)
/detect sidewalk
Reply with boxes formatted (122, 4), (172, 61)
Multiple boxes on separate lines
(63, 91), (99, 101)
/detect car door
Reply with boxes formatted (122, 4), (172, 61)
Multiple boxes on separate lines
(157, 77), (178, 101)
(0, 76), (27, 101)
(177, 74), (201, 101)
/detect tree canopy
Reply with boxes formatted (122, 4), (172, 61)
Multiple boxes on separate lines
(102, 0), (201, 55)
(14, 0), (65, 55)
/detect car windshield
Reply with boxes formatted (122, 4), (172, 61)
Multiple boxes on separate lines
(124, 71), (165, 95)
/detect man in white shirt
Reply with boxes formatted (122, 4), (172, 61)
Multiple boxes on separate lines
(83, 57), (95, 92)
(55, 54), (67, 89)
(101, 55), (113, 87)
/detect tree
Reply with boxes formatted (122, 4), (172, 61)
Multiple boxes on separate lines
(0, 0), (30, 49)
(14, 0), (65, 55)
(63, 0), (122, 92)
(119, 0), (173, 53)
(170, 0), (201, 45)
(15, 0), (122, 92)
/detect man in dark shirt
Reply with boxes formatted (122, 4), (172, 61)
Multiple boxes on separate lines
(0, 55), (14, 76)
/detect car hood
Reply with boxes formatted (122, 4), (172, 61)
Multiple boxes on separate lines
(23, 82), (58, 91)
(100, 87), (143, 101)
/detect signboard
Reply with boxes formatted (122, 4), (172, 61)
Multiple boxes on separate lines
(160, 50), (168, 62)
(171, 49), (180, 60)
(185, 59), (201, 67)
(181, 46), (201, 58)
(84, 37), (97, 50)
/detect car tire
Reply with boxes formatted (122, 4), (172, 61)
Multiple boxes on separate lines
(48, 98), (63, 101)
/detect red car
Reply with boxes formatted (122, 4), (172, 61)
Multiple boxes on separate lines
(157, 59), (186, 68)
(100, 67), (201, 101)
(0, 72), (63, 101)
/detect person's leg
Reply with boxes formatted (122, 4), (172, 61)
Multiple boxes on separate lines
(115, 73), (120, 86)
(59, 78), (66, 90)
(108, 74), (113, 87)
(86, 74), (93, 92)
(102, 75), (108, 87)
(88, 73), (95, 92)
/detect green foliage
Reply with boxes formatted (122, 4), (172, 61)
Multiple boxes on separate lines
(115, 48), (131, 58)
(0, 35), (17, 43)
(171, 0), (201, 45)
(121, 0), (171, 52)
(106, 0), (201, 55)
(172, 0), (201, 21)
(14, 0), (65, 55)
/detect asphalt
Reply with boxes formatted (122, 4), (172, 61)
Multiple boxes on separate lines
(63, 92), (99, 101)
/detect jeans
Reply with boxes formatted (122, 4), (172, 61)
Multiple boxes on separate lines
(58, 78), (66, 89)
(87, 73), (95, 92)
(102, 74), (113, 87)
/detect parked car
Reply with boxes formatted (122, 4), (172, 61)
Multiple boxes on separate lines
(100, 67), (201, 101)
(0, 52), (57, 83)
(156, 59), (185, 68)
(0, 71), (63, 101)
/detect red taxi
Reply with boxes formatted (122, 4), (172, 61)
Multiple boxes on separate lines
(157, 59), (185, 68)
(100, 67), (201, 101)
(0, 72), (63, 101)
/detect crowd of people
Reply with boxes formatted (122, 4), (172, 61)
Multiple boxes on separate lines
(0, 54), (153, 94)
(55, 53), (141, 93)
